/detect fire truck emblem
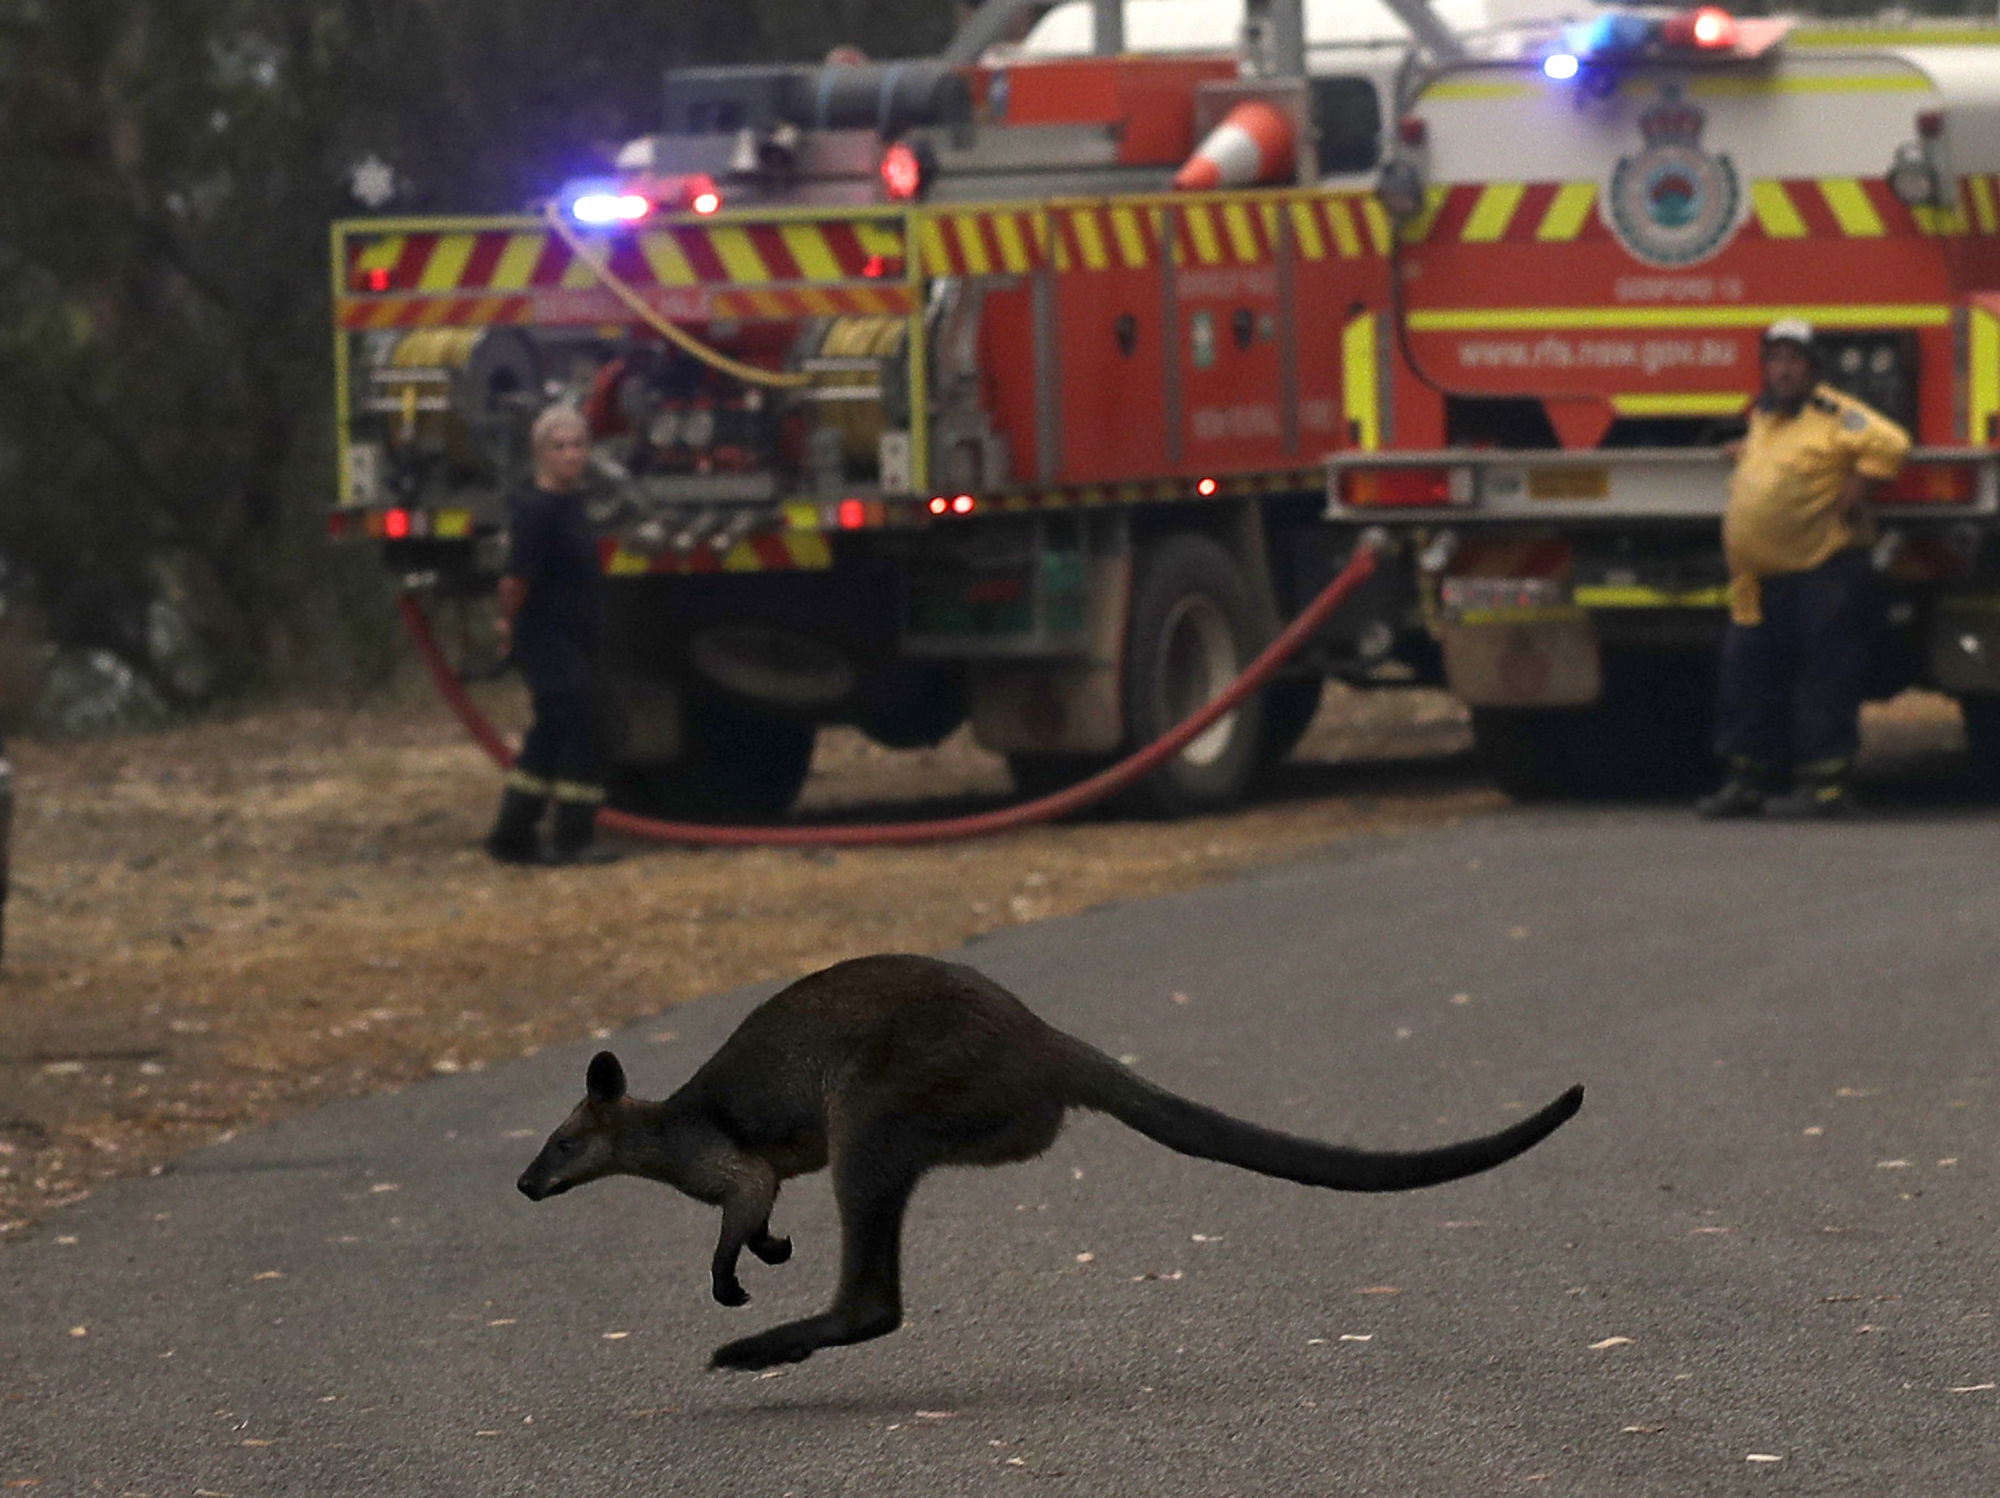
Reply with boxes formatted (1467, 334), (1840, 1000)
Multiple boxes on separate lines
(1606, 85), (1742, 268)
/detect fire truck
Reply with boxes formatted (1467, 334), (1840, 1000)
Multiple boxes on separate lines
(328, 0), (2000, 814)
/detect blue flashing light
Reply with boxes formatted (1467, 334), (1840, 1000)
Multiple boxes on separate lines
(570, 191), (649, 225)
(1543, 52), (1580, 80)
(564, 179), (652, 225)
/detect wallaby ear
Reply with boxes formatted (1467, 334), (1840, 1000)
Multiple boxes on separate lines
(586, 1050), (627, 1103)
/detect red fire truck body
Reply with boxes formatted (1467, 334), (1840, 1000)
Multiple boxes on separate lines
(328, 3), (2000, 811)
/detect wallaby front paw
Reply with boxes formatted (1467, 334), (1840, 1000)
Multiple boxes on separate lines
(712, 1278), (750, 1308)
(751, 1234), (792, 1265)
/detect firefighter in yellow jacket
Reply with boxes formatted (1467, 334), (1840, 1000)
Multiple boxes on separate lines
(1698, 320), (1910, 819)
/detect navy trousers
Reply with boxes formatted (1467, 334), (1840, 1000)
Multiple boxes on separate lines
(515, 686), (603, 798)
(1714, 548), (1873, 781)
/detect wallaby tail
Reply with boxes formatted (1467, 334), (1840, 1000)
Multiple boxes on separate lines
(1066, 1047), (1582, 1193)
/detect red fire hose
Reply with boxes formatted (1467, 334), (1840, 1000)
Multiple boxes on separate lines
(399, 541), (1379, 847)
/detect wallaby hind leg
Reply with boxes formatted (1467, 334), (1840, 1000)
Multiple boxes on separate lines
(710, 1128), (920, 1371)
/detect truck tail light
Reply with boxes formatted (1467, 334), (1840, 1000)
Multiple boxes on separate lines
(1883, 463), (1977, 505)
(1340, 467), (1463, 507)
(881, 140), (935, 201)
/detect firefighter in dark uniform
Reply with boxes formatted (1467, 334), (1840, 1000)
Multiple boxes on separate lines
(1698, 320), (1911, 819)
(485, 405), (617, 864)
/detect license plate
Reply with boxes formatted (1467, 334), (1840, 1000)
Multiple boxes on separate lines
(1527, 466), (1609, 501)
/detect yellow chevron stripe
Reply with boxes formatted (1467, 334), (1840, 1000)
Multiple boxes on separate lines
(1405, 184), (1450, 244)
(856, 221), (904, 261)
(558, 251), (597, 289)
(1360, 198), (1393, 256)
(637, 230), (698, 287)
(1969, 175), (1999, 235)
(1069, 209), (1111, 271)
(1410, 303), (1949, 331)
(1751, 181), (1809, 238)
(1182, 204), (1223, 265)
(1462, 183), (1526, 243)
(780, 224), (844, 281)
(917, 216), (953, 275)
(490, 232), (548, 290)
(1538, 183), (1597, 241)
(354, 235), (403, 274)
(1819, 178), (1885, 237)
(995, 211), (1037, 271)
(706, 226), (771, 283)
(951, 215), (993, 276)
(1290, 200), (1327, 260)
(416, 234), (475, 292)
(1324, 198), (1363, 258)
(1221, 201), (1261, 262)
(1108, 205), (1149, 268)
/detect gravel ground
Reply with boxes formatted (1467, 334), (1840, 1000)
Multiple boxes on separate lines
(0, 679), (1492, 1238)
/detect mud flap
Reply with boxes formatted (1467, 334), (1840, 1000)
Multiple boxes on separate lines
(1439, 614), (1602, 707)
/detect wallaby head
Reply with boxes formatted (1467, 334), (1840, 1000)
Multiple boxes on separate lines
(516, 1050), (631, 1202)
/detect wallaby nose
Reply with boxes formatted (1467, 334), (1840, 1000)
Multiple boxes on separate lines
(517, 1172), (543, 1200)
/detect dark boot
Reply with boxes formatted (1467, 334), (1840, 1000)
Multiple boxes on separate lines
(547, 796), (618, 865)
(485, 784), (547, 864)
(1696, 758), (1773, 819)
(1765, 763), (1857, 820)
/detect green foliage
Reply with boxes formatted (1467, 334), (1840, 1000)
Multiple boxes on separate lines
(0, 0), (955, 697)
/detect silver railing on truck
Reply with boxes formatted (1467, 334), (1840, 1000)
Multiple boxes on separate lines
(1326, 446), (2000, 522)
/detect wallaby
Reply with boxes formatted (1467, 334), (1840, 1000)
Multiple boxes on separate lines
(517, 953), (1583, 1372)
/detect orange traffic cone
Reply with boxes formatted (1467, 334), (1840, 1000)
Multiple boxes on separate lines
(1173, 100), (1295, 191)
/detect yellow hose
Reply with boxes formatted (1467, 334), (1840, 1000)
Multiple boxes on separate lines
(540, 203), (812, 389)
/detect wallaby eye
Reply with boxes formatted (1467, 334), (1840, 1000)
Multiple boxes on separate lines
(553, 1137), (583, 1158)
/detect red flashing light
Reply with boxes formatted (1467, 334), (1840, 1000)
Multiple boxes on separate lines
(1398, 116), (1427, 149)
(837, 498), (868, 529)
(1662, 6), (1737, 49)
(382, 507), (413, 539)
(688, 174), (722, 215)
(355, 267), (391, 292)
(881, 140), (929, 201)
(1196, 477), (1219, 497)
(927, 495), (950, 515)
(1691, 6), (1735, 47)
(1341, 467), (1458, 508)
(950, 493), (976, 515)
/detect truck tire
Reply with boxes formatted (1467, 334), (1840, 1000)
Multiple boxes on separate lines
(1258, 676), (1324, 765)
(1468, 708), (1581, 800)
(1121, 533), (1268, 817)
(1470, 651), (1715, 799)
(853, 661), (967, 750)
(607, 689), (814, 821)
(1959, 695), (2000, 789)
(1005, 751), (1115, 803)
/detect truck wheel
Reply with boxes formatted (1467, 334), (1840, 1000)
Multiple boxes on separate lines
(853, 661), (967, 750)
(1258, 676), (1324, 765)
(1469, 708), (1579, 800)
(1006, 751), (1115, 803)
(607, 690), (814, 821)
(1959, 696), (2000, 789)
(1471, 652), (1715, 799)
(1121, 533), (1267, 817)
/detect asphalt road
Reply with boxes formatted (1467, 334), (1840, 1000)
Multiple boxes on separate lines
(8, 797), (2000, 1496)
